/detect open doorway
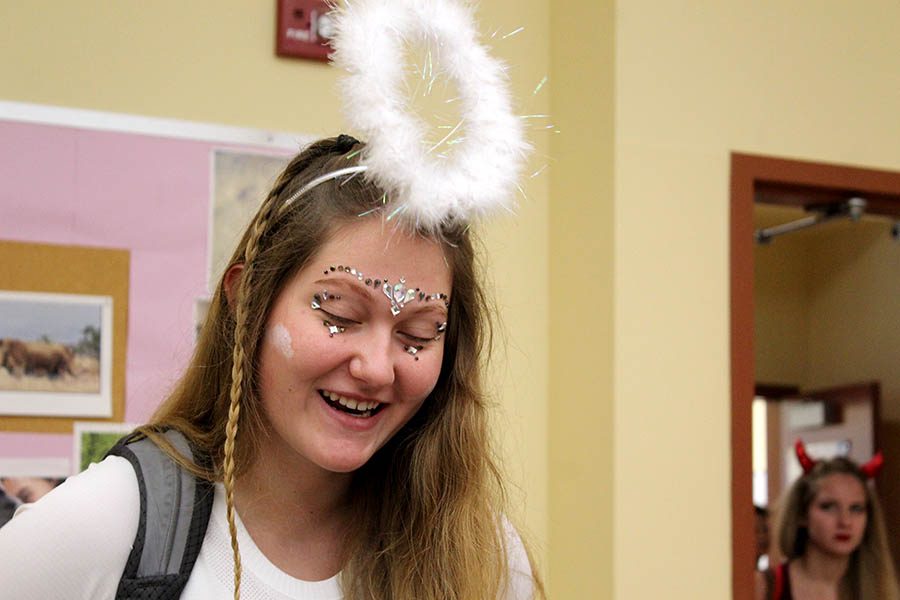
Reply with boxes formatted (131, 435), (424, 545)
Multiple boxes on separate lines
(730, 153), (900, 599)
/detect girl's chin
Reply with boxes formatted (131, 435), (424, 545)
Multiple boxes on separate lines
(815, 542), (860, 558)
(315, 451), (377, 474)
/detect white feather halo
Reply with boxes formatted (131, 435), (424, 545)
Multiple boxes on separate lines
(330, 0), (530, 230)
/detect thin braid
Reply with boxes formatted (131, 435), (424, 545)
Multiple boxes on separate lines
(222, 192), (282, 600)
(221, 137), (362, 599)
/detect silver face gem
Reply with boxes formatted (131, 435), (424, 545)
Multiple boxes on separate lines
(404, 344), (423, 360)
(323, 320), (345, 337)
(311, 290), (336, 310)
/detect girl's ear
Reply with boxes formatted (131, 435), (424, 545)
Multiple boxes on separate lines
(223, 264), (245, 309)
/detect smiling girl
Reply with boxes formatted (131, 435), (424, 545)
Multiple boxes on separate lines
(0, 136), (542, 600)
(0, 0), (544, 595)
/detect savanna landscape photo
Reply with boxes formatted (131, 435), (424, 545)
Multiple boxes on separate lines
(0, 293), (104, 396)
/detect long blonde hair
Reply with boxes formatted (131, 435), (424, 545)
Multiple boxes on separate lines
(139, 136), (543, 599)
(772, 457), (899, 600)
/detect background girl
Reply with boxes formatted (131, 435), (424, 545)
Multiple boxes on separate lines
(756, 442), (898, 600)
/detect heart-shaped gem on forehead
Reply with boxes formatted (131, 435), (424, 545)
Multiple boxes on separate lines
(392, 283), (406, 303)
(389, 281), (417, 304)
(383, 278), (418, 316)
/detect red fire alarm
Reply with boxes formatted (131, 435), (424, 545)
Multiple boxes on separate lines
(276, 0), (334, 61)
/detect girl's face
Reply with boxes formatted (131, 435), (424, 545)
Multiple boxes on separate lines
(255, 217), (451, 475)
(0, 477), (56, 504)
(804, 473), (868, 557)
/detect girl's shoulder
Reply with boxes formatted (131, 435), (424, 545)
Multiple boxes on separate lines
(501, 515), (537, 600)
(0, 455), (140, 597)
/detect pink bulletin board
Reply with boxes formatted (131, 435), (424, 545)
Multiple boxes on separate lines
(0, 101), (307, 470)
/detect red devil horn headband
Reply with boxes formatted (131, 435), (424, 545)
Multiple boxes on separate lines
(794, 439), (817, 474)
(794, 438), (884, 479)
(860, 451), (884, 479)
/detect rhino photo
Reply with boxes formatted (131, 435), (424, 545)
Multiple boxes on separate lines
(0, 338), (76, 378)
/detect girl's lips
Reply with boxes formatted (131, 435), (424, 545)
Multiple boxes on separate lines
(317, 389), (387, 431)
(834, 534), (852, 542)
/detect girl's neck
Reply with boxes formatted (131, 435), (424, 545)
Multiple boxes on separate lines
(229, 445), (355, 581)
(234, 441), (354, 534)
(797, 546), (850, 586)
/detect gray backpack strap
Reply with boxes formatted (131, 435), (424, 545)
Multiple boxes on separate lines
(106, 429), (214, 600)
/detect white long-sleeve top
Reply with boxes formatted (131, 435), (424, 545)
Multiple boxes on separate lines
(0, 457), (534, 599)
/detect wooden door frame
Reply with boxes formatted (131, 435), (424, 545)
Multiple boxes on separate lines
(730, 153), (900, 599)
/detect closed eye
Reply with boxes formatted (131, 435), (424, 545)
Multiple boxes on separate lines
(319, 310), (361, 327)
(399, 331), (435, 344)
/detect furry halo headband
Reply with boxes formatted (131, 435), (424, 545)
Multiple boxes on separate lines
(283, 0), (531, 231)
(794, 438), (884, 479)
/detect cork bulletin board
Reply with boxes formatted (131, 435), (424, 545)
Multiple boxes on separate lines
(0, 241), (129, 433)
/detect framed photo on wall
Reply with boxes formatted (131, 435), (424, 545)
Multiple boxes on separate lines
(72, 421), (136, 474)
(209, 149), (291, 290)
(0, 291), (113, 418)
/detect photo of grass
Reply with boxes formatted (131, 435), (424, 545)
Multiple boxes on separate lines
(73, 422), (136, 473)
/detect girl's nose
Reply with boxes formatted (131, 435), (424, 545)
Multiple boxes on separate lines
(837, 508), (852, 526)
(348, 328), (396, 388)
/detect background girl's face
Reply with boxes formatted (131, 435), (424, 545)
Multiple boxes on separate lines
(255, 217), (451, 476)
(0, 477), (56, 504)
(805, 473), (868, 557)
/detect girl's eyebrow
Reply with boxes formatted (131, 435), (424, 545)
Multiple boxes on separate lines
(313, 277), (373, 300)
(402, 302), (449, 319)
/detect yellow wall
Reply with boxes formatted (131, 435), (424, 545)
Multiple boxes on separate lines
(806, 220), (900, 421)
(614, 1), (900, 598)
(476, 0), (551, 577)
(548, 0), (615, 598)
(0, 3), (341, 134)
(753, 207), (811, 386)
(0, 0), (551, 581)
(754, 213), (900, 422)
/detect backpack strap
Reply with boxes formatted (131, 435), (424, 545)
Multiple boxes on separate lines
(106, 429), (214, 600)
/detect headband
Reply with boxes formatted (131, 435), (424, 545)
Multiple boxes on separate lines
(794, 438), (884, 479)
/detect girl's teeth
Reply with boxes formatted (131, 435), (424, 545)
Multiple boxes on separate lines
(324, 391), (379, 413)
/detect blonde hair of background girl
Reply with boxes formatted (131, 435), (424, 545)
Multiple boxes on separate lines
(770, 456), (899, 600)
(135, 137), (545, 600)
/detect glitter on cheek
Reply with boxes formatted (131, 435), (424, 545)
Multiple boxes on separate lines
(269, 323), (294, 359)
